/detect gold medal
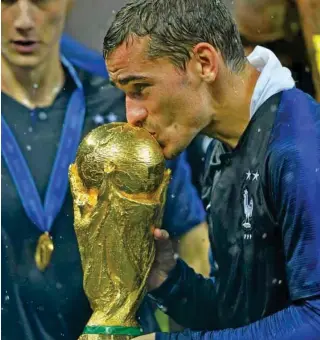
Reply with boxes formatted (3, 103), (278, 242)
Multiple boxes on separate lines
(35, 232), (54, 271)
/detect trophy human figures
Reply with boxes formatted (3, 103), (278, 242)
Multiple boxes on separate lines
(69, 123), (171, 340)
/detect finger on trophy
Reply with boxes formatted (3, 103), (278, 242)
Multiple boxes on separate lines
(153, 228), (170, 241)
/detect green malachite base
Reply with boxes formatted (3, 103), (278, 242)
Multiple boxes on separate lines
(83, 326), (143, 336)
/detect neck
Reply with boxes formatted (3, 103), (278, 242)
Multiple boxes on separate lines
(204, 62), (260, 149)
(1, 48), (65, 109)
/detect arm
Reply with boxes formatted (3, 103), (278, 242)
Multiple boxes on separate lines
(149, 259), (218, 330)
(155, 297), (320, 340)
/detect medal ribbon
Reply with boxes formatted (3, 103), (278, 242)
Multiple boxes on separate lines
(1, 55), (86, 233)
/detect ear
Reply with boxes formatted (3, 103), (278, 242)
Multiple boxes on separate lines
(192, 42), (219, 83)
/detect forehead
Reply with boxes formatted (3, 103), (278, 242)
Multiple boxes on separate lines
(106, 37), (163, 82)
(2, 0), (71, 20)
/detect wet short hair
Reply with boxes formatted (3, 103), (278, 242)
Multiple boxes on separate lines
(103, 0), (245, 73)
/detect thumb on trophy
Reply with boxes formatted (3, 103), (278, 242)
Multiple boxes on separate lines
(154, 228), (170, 240)
(147, 227), (177, 291)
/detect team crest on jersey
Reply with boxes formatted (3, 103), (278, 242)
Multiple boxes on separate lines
(242, 188), (253, 239)
(242, 169), (260, 239)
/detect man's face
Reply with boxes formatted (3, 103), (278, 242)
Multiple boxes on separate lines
(106, 37), (211, 159)
(1, 0), (72, 68)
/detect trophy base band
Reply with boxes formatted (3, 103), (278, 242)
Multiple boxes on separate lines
(79, 335), (134, 340)
(79, 326), (144, 340)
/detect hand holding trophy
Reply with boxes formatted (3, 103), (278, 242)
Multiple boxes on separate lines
(69, 123), (171, 340)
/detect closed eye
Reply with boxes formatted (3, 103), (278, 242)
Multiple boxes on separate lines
(129, 83), (150, 99)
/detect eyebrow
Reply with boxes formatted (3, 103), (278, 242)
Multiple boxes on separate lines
(117, 75), (149, 86)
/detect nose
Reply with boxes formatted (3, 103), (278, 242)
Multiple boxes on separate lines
(126, 96), (148, 126)
(14, 0), (34, 33)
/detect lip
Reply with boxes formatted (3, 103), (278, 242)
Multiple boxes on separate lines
(10, 40), (40, 54)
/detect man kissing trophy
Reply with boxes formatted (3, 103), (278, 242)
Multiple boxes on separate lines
(69, 123), (171, 340)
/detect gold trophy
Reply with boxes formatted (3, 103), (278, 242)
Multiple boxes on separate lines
(69, 123), (171, 340)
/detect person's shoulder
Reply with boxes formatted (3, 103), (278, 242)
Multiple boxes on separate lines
(270, 88), (319, 146)
(277, 88), (320, 126)
(77, 68), (126, 122)
(267, 88), (320, 169)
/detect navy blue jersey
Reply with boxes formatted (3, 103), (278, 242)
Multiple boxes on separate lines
(1, 64), (205, 339)
(150, 88), (320, 331)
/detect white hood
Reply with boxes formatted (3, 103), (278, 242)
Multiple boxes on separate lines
(247, 46), (295, 118)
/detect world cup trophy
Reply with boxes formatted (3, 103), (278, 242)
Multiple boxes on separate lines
(68, 123), (171, 340)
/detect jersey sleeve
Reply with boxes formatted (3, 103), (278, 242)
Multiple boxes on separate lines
(268, 91), (320, 301)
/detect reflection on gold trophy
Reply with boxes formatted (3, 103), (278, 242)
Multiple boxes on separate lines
(69, 123), (171, 340)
